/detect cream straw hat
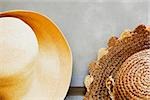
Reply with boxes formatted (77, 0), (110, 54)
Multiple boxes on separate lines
(0, 10), (72, 100)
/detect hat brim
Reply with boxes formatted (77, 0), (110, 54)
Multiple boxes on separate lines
(0, 10), (72, 99)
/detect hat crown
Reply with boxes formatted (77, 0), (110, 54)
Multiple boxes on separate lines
(0, 17), (38, 76)
(114, 49), (150, 99)
(0, 17), (39, 99)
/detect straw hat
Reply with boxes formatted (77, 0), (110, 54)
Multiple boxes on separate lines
(84, 25), (150, 99)
(0, 10), (72, 100)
